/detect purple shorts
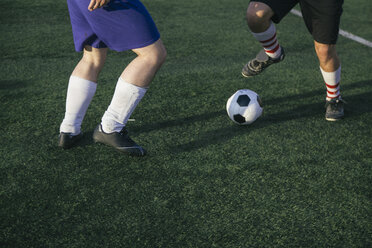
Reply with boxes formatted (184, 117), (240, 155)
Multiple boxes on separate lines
(67, 0), (160, 51)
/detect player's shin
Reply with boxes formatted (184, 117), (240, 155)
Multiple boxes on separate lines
(320, 66), (341, 100)
(101, 77), (147, 133)
(60, 76), (97, 135)
(251, 21), (282, 59)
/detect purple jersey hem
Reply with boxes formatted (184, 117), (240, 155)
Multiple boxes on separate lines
(74, 36), (160, 52)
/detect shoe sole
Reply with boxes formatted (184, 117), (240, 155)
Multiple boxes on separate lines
(241, 71), (253, 78)
(93, 135), (146, 156)
(325, 117), (342, 121)
(94, 139), (146, 156)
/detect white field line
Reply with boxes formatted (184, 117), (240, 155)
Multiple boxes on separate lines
(290, 9), (372, 48)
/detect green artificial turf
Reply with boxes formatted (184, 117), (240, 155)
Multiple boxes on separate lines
(1, 0), (371, 247)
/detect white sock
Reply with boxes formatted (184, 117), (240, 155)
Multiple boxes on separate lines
(320, 66), (341, 101)
(251, 21), (282, 59)
(60, 76), (97, 135)
(101, 78), (147, 133)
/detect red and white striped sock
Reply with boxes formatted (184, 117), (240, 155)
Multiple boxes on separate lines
(251, 21), (282, 59)
(320, 66), (341, 101)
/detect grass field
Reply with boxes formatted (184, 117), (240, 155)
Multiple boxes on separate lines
(1, 0), (371, 247)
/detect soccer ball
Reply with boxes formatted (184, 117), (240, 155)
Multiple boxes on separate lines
(226, 89), (263, 125)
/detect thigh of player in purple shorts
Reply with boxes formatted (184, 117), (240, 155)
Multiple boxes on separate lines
(67, 0), (160, 51)
(67, 0), (108, 51)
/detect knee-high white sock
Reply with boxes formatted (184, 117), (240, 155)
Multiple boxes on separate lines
(60, 76), (97, 135)
(101, 77), (147, 133)
(251, 21), (282, 59)
(320, 66), (341, 101)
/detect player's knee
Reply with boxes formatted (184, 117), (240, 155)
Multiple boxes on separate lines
(155, 44), (167, 66)
(82, 55), (106, 72)
(145, 44), (167, 68)
(246, 3), (272, 31)
(315, 43), (336, 62)
(81, 47), (107, 71)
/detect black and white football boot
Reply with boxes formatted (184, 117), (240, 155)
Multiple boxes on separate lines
(93, 124), (146, 156)
(58, 132), (83, 149)
(242, 46), (285, 77)
(325, 97), (345, 121)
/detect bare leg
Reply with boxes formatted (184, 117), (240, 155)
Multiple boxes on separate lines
(121, 39), (167, 88)
(94, 39), (167, 155)
(242, 2), (283, 77)
(315, 41), (344, 120)
(72, 46), (108, 82)
(246, 2), (274, 33)
(314, 41), (340, 72)
(315, 40), (342, 99)
(100, 39), (167, 133)
(59, 46), (108, 141)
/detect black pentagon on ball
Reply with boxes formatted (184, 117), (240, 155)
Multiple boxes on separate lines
(233, 114), (246, 124)
(237, 94), (251, 107)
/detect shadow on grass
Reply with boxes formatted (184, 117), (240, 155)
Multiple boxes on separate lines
(72, 80), (372, 150)
(172, 89), (372, 153)
(0, 80), (27, 90)
(77, 131), (94, 148)
(132, 80), (371, 131)
(130, 80), (371, 153)
(264, 79), (371, 105)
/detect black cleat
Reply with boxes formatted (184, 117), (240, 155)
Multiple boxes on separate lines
(242, 46), (285, 77)
(58, 132), (83, 149)
(325, 98), (345, 121)
(93, 124), (146, 156)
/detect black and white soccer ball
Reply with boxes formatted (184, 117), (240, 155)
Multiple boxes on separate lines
(226, 89), (263, 125)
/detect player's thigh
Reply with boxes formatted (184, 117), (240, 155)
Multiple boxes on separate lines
(300, 0), (344, 44)
(249, 0), (298, 23)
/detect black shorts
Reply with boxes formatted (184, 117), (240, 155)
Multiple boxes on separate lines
(250, 0), (344, 44)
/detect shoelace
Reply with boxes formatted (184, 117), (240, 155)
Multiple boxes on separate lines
(326, 99), (346, 109)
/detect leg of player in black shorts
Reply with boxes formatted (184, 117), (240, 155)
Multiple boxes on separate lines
(242, 0), (345, 121)
(300, 0), (345, 121)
